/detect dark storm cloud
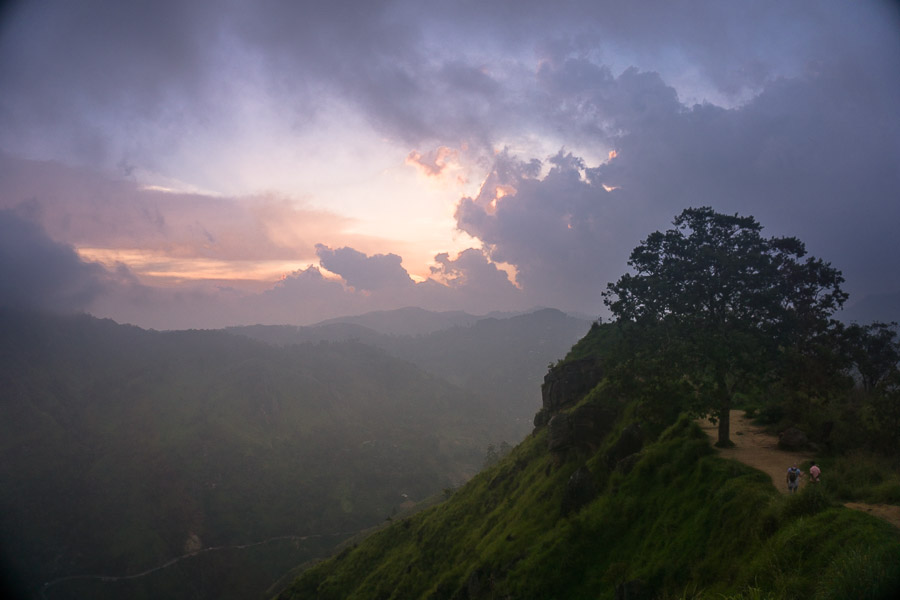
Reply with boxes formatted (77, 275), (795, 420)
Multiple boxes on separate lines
(3, 0), (897, 164)
(0, 0), (224, 166)
(455, 52), (900, 318)
(0, 1), (808, 163)
(456, 150), (630, 313)
(0, 209), (114, 312)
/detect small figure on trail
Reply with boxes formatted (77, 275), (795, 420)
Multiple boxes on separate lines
(809, 461), (821, 483)
(787, 464), (802, 493)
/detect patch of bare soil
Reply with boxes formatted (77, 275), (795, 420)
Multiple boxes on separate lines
(699, 410), (900, 529)
(843, 502), (900, 529)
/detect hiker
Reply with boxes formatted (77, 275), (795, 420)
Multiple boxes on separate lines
(809, 461), (821, 483)
(786, 464), (802, 493)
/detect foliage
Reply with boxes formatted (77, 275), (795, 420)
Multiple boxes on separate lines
(843, 321), (900, 393)
(278, 408), (900, 600)
(815, 545), (900, 600)
(603, 207), (847, 445)
(815, 452), (900, 504)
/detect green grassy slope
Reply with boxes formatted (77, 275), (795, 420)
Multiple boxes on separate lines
(278, 343), (900, 599)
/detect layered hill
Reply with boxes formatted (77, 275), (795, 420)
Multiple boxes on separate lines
(230, 308), (593, 437)
(0, 309), (513, 599)
(278, 323), (900, 600)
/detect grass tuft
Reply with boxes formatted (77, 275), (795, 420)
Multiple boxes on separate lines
(814, 545), (900, 600)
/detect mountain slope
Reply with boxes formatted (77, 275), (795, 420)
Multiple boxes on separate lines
(278, 325), (900, 600)
(0, 310), (503, 599)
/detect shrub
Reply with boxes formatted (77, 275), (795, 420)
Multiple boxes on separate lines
(814, 546), (900, 600)
(781, 483), (833, 520)
(825, 451), (900, 503)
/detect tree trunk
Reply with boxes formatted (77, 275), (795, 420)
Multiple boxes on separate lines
(716, 396), (733, 447)
(715, 367), (734, 447)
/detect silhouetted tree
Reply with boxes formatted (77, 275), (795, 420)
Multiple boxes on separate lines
(844, 321), (900, 393)
(604, 207), (847, 445)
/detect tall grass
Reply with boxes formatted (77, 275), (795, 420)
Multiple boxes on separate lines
(819, 451), (900, 503)
(815, 546), (900, 600)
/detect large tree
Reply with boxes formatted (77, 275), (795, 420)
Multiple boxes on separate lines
(603, 207), (847, 445)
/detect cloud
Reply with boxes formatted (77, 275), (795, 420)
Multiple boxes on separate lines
(428, 248), (525, 310)
(1, 1), (898, 327)
(9, 0), (895, 173)
(406, 146), (460, 178)
(315, 244), (414, 292)
(0, 154), (352, 270)
(455, 150), (630, 314)
(231, 246), (525, 327)
(0, 209), (117, 312)
(452, 52), (900, 319)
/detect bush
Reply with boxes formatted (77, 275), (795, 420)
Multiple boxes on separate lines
(825, 451), (900, 503)
(815, 546), (900, 600)
(781, 483), (832, 520)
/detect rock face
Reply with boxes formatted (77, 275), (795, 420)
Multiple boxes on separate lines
(562, 465), (598, 515)
(606, 423), (644, 470)
(778, 426), (809, 451)
(547, 401), (619, 453)
(534, 358), (603, 427)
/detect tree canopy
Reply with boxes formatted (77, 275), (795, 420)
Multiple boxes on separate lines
(603, 207), (847, 445)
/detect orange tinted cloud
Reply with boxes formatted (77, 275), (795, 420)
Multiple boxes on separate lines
(0, 156), (356, 285)
(406, 146), (460, 178)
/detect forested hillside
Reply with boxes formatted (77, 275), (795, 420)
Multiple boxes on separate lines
(231, 308), (592, 436)
(0, 309), (514, 599)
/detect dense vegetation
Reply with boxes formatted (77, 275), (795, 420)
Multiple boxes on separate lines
(230, 308), (592, 437)
(1, 309), (545, 600)
(279, 209), (900, 599)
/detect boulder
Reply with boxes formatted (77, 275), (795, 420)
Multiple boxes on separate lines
(605, 423), (644, 470)
(778, 426), (809, 451)
(547, 413), (573, 451)
(533, 407), (551, 428)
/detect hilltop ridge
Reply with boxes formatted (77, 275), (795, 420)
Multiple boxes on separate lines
(278, 322), (900, 600)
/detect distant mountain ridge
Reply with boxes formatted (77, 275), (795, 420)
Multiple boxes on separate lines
(312, 306), (519, 337)
(312, 307), (479, 336)
(230, 308), (594, 437)
(0, 309), (510, 600)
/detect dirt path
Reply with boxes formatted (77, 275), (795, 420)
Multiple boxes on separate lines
(699, 410), (900, 529)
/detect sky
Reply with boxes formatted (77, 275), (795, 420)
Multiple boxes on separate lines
(0, 0), (898, 330)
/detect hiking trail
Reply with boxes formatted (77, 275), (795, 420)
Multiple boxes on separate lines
(699, 409), (900, 529)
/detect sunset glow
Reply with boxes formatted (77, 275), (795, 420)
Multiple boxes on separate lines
(0, 0), (897, 328)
